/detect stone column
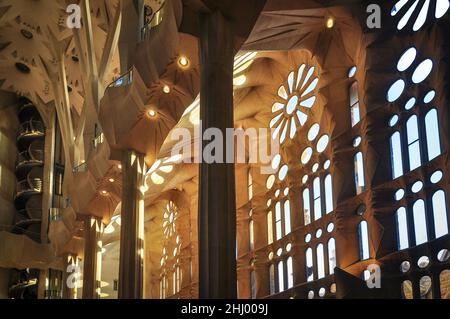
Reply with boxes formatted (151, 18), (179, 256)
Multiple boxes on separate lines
(198, 10), (237, 299)
(82, 216), (103, 299)
(118, 150), (146, 299)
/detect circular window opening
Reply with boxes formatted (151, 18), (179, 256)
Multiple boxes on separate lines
(412, 59), (433, 84)
(400, 261), (411, 273)
(286, 243), (292, 252)
(317, 135), (330, 153)
(395, 189), (405, 201)
(327, 223), (335, 233)
(404, 97), (416, 110)
(356, 204), (366, 216)
(276, 248), (283, 257)
(305, 234), (312, 243)
(387, 79), (405, 102)
(308, 290), (314, 299)
(430, 170), (443, 184)
(301, 147), (313, 164)
(319, 288), (326, 298)
(278, 165), (289, 181)
(411, 180), (423, 193)
(348, 66), (357, 78)
(316, 229), (323, 238)
(397, 47), (417, 72)
(308, 123), (320, 141)
(437, 249), (450, 262)
(323, 160), (331, 170)
(15, 62), (31, 74)
(20, 29), (33, 39)
(417, 256), (430, 268)
(353, 136), (362, 147)
(389, 115), (399, 127)
(271, 154), (281, 170)
(302, 175), (308, 184)
(266, 175), (275, 189)
(423, 90), (436, 104)
(312, 163), (319, 173)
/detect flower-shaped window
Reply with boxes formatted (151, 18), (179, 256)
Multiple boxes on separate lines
(391, 0), (449, 31)
(163, 201), (178, 238)
(270, 65), (319, 144)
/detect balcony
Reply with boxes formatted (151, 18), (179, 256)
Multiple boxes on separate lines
(107, 69), (133, 88)
(17, 121), (45, 149)
(141, 3), (165, 40)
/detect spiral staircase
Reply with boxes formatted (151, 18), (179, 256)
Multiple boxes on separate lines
(13, 97), (45, 243)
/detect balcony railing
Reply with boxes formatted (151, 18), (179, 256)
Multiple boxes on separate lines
(16, 178), (43, 195)
(107, 69), (133, 88)
(141, 2), (165, 40)
(73, 162), (88, 173)
(17, 149), (44, 166)
(17, 120), (45, 138)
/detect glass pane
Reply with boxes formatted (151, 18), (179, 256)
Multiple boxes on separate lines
(325, 174), (333, 214)
(425, 109), (441, 161)
(275, 202), (282, 240)
(284, 200), (292, 235)
(396, 207), (409, 250)
(351, 103), (361, 127)
(269, 265), (275, 295)
(401, 280), (413, 299)
(314, 177), (322, 220)
(249, 220), (254, 250)
(250, 271), (256, 299)
(303, 188), (311, 225)
(432, 190), (449, 238)
(317, 244), (325, 279)
(350, 82), (359, 107)
(413, 199), (428, 245)
(354, 152), (365, 194)
(407, 115), (419, 144)
(328, 238), (336, 275)
(420, 276), (433, 299)
(278, 261), (284, 292)
(267, 211), (273, 245)
(408, 141), (421, 171)
(359, 221), (370, 260)
(306, 248), (314, 282)
(390, 132), (404, 179)
(287, 257), (294, 289)
(440, 270), (450, 299)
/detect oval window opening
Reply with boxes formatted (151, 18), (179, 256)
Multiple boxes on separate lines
(397, 47), (417, 72)
(389, 115), (399, 127)
(412, 59), (433, 84)
(308, 123), (320, 141)
(405, 97), (416, 110)
(418, 256), (430, 268)
(400, 261), (411, 273)
(387, 79), (405, 102)
(317, 135), (330, 153)
(301, 147), (313, 164)
(395, 189), (405, 201)
(430, 170), (443, 184)
(411, 181), (423, 193)
(423, 90), (436, 104)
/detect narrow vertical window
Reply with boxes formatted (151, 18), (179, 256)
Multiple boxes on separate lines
(284, 200), (291, 235)
(275, 202), (282, 240)
(328, 238), (336, 275)
(303, 188), (311, 225)
(317, 244), (325, 279)
(248, 171), (253, 200)
(420, 276), (433, 299)
(354, 152), (365, 194)
(173, 271), (177, 295)
(267, 211), (273, 245)
(425, 109), (441, 161)
(250, 271), (256, 299)
(287, 257), (294, 289)
(269, 265), (275, 295)
(390, 131), (404, 179)
(249, 220), (254, 250)
(359, 221), (370, 260)
(278, 261), (285, 292)
(413, 199), (428, 245)
(324, 174), (333, 214)
(432, 190), (448, 238)
(406, 115), (421, 171)
(313, 177), (322, 221)
(350, 82), (361, 127)
(396, 207), (409, 250)
(306, 248), (314, 282)
(401, 280), (413, 299)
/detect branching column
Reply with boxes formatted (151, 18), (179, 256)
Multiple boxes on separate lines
(198, 10), (237, 299)
(82, 216), (103, 299)
(118, 150), (146, 299)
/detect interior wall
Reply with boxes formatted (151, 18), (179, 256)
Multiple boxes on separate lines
(0, 268), (9, 299)
(0, 92), (18, 228)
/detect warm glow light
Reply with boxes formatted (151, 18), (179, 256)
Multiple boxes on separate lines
(163, 85), (171, 94)
(118, 164), (122, 170)
(233, 75), (247, 86)
(109, 178), (115, 183)
(326, 17), (335, 28)
(101, 190), (108, 195)
(178, 56), (189, 68)
(148, 109), (157, 118)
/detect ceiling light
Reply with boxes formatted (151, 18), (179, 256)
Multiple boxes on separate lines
(326, 17), (335, 29)
(163, 85), (171, 94)
(233, 75), (247, 86)
(178, 56), (189, 68)
(148, 109), (157, 118)
(118, 164), (122, 170)
(109, 178), (115, 183)
(101, 190), (108, 196)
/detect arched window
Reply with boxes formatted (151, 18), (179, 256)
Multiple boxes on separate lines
(390, 131), (404, 179)
(284, 200), (291, 235)
(269, 265), (275, 295)
(401, 280), (413, 299)
(420, 276), (433, 299)
(349, 81), (361, 127)
(425, 108), (441, 160)
(267, 211), (273, 245)
(413, 199), (428, 245)
(275, 202), (283, 240)
(160, 275), (166, 299)
(328, 238), (336, 275)
(406, 115), (421, 171)
(432, 190), (448, 238)
(324, 174), (333, 214)
(306, 248), (314, 282)
(250, 271), (256, 299)
(278, 261), (285, 292)
(396, 207), (409, 250)
(303, 188), (311, 225)
(287, 257), (294, 289)
(358, 221), (370, 260)
(249, 219), (255, 250)
(317, 244), (325, 279)
(354, 152), (365, 194)
(313, 177), (322, 221)
(440, 270), (450, 299)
